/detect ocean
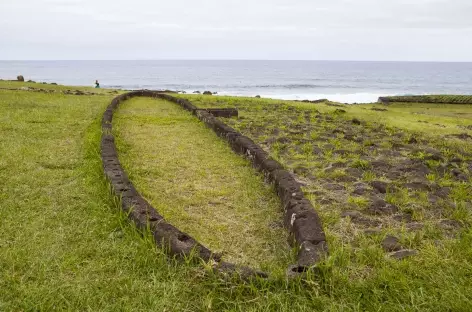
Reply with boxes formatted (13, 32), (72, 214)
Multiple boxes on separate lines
(1, 60), (471, 103)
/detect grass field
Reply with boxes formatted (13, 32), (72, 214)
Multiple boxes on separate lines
(1, 82), (472, 311)
(113, 97), (293, 271)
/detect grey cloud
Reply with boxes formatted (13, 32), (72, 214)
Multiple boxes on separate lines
(1, 0), (471, 60)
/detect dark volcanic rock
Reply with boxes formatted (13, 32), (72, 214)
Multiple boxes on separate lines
(368, 198), (398, 215)
(450, 133), (472, 140)
(352, 182), (369, 195)
(341, 210), (381, 227)
(404, 180), (430, 191)
(352, 118), (361, 125)
(393, 213), (413, 222)
(382, 235), (402, 252)
(346, 168), (363, 178)
(370, 181), (388, 194)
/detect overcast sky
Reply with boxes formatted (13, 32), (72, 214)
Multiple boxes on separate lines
(1, 0), (471, 61)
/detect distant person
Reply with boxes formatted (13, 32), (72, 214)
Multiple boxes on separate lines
(95, 80), (100, 88)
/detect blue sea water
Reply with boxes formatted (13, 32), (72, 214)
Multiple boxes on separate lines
(1, 60), (471, 103)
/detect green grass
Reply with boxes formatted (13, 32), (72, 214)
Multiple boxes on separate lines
(113, 97), (293, 271)
(1, 83), (472, 311)
(381, 95), (472, 104)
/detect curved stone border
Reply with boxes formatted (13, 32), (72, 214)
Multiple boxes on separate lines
(101, 90), (327, 277)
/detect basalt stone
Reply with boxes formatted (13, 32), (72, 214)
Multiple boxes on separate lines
(382, 235), (402, 252)
(368, 198), (398, 215)
(390, 249), (418, 260)
(341, 210), (381, 227)
(370, 181), (388, 194)
(297, 241), (328, 267)
(352, 182), (369, 195)
(346, 168), (363, 178)
(404, 180), (430, 191)
(291, 210), (326, 245)
(352, 118), (361, 125)
(393, 213), (413, 222)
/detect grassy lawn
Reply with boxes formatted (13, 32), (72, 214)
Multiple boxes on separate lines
(113, 97), (293, 271)
(1, 83), (471, 311)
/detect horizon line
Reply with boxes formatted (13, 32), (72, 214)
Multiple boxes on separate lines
(1, 59), (472, 63)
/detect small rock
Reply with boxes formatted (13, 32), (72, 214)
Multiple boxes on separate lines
(352, 183), (369, 195)
(390, 249), (418, 260)
(368, 198), (398, 215)
(352, 118), (361, 125)
(428, 194), (440, 204)
(393, 213), (413, 222)
(370, 181), (388, 194)
(346, 168), (363, 178)
(382, 235), (402, 252)
(434, 187), (450, 198)
(404, 181), (430, 191)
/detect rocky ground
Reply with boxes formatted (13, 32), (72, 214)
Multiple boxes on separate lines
(220, 102), (472, 260)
